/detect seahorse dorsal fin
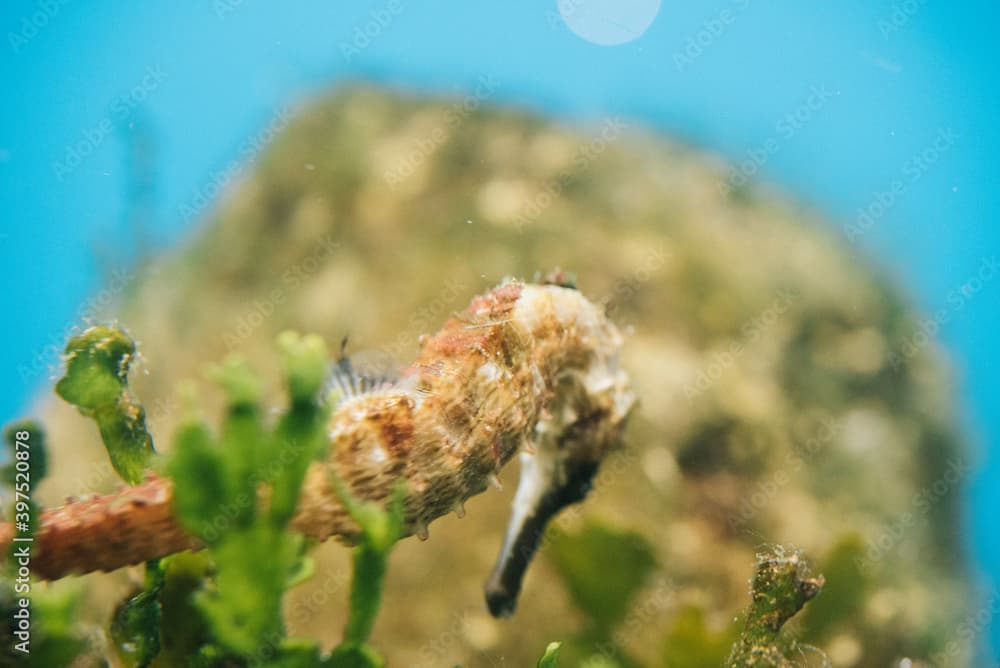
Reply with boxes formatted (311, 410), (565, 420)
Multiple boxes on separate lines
(327, 336), (400, 400)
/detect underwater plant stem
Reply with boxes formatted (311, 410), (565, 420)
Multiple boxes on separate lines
(344, 544), (388, 644)
(334, 479), (403, 647)
(725, 546), (824, 667)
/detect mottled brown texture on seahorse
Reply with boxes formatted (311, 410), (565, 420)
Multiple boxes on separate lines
(0, 281), (634, 579)
(291, 280), (540, 543)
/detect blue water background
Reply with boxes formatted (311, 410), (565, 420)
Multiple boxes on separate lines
(0, 0), (996, 658)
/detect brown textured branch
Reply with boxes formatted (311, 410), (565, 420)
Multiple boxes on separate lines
(1, 281), (634, 581)
(0, 474), (196, 579)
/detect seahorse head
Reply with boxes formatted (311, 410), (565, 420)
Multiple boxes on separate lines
(483, 281), (636, 617)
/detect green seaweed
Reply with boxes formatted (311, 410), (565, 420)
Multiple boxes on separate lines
(54, 325), (154, 485)
(166, 333), (332, 659)
(270, 332), (332, 525)
(111, 560), (165, 668)
(325, 478), (405, 666)
(545, 520), (657, 667)
(547, 521), (657, 634)
(155, 552), (215, 665)
(661, 605), (739, 668)
(536, 641), (562, 668)
(724, 546), (825, 667)
(798, 534), (867, 643)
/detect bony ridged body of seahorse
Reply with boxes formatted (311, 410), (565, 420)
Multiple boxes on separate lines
(0, 279), (635, 617)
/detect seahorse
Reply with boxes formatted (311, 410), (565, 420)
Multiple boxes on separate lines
(0, 278), (635, 617)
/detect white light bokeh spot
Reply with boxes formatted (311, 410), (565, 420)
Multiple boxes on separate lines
(557, 0), (662, 46)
